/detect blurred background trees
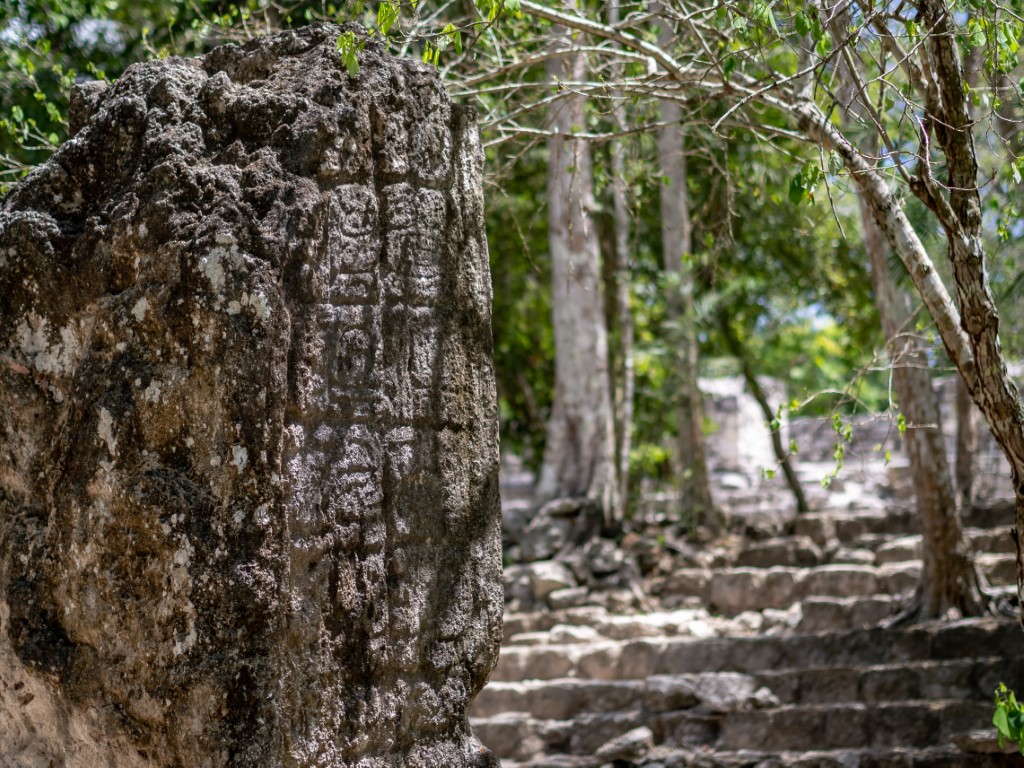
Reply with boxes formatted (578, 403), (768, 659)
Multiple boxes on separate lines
(4, 0), (1024, 620)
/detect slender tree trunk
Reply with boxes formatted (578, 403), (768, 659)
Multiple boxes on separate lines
(859, 198), (985, 618)
(609, 0), (635, 518)
(956, 376), (978, 504)
(657, 98), (713, 530)
(535, 17), (620, 527)
(718, 313), (809, 514)
(823, 1), (983, 617)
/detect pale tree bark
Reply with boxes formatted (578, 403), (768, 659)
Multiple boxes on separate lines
(800, 0), (1024, 618)
(535, 14), (620, 527)
(860, 198), (985, 618)
(917, 0), (1024, 619)
(609, 0), (635, 518)
(657, 97), (714, 529)
(828, 5), (984, 619)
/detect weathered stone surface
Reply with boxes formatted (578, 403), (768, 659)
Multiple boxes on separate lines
(735, 536), (823, 568)
(0, 25), (501, 767)
(593, 725), (653, 762)
(527, 561), (577, 603)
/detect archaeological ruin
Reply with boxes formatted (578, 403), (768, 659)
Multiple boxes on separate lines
(0, 25), (501, 767)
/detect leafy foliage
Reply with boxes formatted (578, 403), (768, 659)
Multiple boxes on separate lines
(994, 683), (1024, 753)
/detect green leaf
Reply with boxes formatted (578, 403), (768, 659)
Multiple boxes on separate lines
(995, 704), (1008, 740)
(11, 105), (23, 124)
(788, 174), (805, 204)
(1008, 707), (1024, 738)
(897, 413), (907, 435)
(377, 1), (399, 34)
(794, 11), (811, 36)
(337, 32), (361, 76)
(442, 22), (462, 55)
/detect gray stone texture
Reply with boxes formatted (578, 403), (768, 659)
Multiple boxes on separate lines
(0, 24), (501, 767)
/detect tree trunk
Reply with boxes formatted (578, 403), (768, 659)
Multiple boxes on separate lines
(535, 18), (620, 527)
(824, 3), (984, 619)
(657, 97), (714, 530)
(858, 195), (985, 618)
(956, 375), (978, 504)
(718, 313), (809, 514)
(609, 0), (635, 518)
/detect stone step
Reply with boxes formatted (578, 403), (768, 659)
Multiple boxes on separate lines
(737, 526), (1014, 568)
(641, 743), (1024, 768)
(794, 502), (1014, 547)
(756, 656), (1024, 706)
(656, 555), (1017, 615)
(718, 700), (994, 752)
(657, 563), (922, 615)
(474, 700), (995, 759)
(475, 656), (1024, 722)
(797, 595), (897, 633)
(490, 618), (1024, 682)
(499, 744), (1024, 768)
(872, 527), (1016, 563)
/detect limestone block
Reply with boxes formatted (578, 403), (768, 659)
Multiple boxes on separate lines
(526, 561), (577, 602)
(801, 565), (880, 599)
(547, 587), (590, 610)
(709, 569), (768, 614)
(644, 675), (701, 712)
(0, 25), (500, 767)
(874, 535), (923, 564)
(594, 726), (654, 762)
(735, 536), (823, 568)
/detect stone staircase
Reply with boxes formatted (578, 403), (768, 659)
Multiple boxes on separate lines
(475, 619), (1024, 766)
(475, 469), (1024, 765)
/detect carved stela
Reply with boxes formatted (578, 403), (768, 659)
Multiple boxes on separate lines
(0, 24), (501, 767)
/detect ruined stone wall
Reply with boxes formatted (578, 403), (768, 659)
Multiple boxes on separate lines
(0, 25), (501, 767)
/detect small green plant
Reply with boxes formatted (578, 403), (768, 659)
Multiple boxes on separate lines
(993, 683), (1024, 753)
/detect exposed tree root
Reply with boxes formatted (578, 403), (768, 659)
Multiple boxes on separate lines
(882, 576), (1011, 628)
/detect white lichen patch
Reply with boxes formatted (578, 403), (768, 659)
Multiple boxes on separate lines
(199, 249), (228, 295)
(16, 313), (82, 376)
(247, 292), (271, 322)
(231, 444), (248, 470)
(144, 381), (162, 403)
(226, 300), (242, 315)
(97, 408), (117, 455)
(131, 297), (149, 321)
(172, 545), (191, 567)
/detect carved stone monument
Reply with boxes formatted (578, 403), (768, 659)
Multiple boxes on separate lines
(0, 25), (501, 767)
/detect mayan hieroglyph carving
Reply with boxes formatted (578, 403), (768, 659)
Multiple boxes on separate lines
(0, 25), (501, 767)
